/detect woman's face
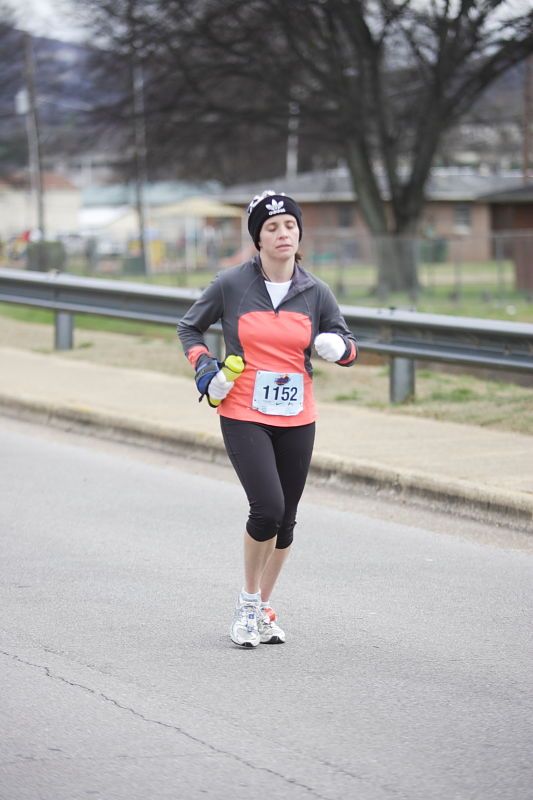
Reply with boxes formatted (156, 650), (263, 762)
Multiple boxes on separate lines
(258, 214), (300, 261)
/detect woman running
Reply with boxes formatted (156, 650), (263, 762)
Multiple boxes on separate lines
(178, 190), (357, 648)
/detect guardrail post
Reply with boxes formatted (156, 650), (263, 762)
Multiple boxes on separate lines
(54, 311), (74, 350)
(390, 357), (415, 403)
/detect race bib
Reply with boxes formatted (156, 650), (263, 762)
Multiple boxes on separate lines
(252, 371), (304, 416)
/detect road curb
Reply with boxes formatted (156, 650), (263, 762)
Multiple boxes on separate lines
(1, 392), (531, 532)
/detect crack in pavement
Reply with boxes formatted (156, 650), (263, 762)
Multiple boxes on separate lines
(0, 637), (368, 787)
(1, 649), (346, 800)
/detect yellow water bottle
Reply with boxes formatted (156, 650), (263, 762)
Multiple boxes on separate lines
(209, 355), (245, 406)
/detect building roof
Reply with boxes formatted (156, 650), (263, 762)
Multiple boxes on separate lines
(152, 196), (243, 219)
(82, 180), (221, 208)
(478, 183), (533, 203)
(0, 172), (77, 191)
(216, 168), (526, 206)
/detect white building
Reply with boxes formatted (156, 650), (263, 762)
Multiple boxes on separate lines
(0, 172), (81, 240)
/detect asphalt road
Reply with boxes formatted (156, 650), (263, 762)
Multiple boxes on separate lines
(0, 417), (532, 800)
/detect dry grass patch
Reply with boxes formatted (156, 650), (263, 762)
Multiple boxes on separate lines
(309, 361), (533, 435)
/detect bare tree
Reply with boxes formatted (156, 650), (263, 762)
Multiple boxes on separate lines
(0, 6), (27, 176)
(76, 0), (533, 294)
(159, 0), (533, 294)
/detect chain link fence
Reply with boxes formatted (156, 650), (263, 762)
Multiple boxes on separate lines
(2, 226), (532, 304)
(302, 229), (533, 303)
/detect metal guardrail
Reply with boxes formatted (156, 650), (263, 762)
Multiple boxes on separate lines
(0, 268), (532, 402)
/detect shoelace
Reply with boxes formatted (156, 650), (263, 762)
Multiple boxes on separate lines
(239, 602), (259, 632)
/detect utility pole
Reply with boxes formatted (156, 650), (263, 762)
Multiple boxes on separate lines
(523, 55), (533, 183)
(131, 61), (150, 275)
(22, 31), (45, 267)
(286, 102), (299, 179)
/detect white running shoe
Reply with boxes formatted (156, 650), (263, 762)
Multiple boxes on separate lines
(258, 606), (286, 644)
(230, 596), (261, 648)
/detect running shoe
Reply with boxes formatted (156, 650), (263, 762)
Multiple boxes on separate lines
(230, 597), (261, 648)
(258, 606), (286, 644)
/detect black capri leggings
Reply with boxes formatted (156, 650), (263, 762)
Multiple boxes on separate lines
(220, 418), (316, 550)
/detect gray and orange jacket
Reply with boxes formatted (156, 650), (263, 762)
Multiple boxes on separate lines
(177, 256), (357, 426)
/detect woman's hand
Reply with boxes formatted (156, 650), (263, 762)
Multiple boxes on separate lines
(208, 370), (235, 400)
(314, 333), (345, 362)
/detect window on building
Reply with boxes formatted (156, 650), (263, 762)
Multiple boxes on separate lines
(453, 203), (472, 231)
(338, 204), (355, 228)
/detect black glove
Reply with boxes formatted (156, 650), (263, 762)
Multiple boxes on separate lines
(194, 354), (221, 402)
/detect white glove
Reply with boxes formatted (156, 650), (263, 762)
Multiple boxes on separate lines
(314, 333), (346, 362)
(208, 370), (235, 400)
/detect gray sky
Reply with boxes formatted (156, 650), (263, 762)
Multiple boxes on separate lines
(6, 0), (531, 43)
(5, 0), (84, 41)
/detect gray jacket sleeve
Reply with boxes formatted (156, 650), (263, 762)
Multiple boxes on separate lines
(317, 283), (357, 366)
(177, 275), (224, 362)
